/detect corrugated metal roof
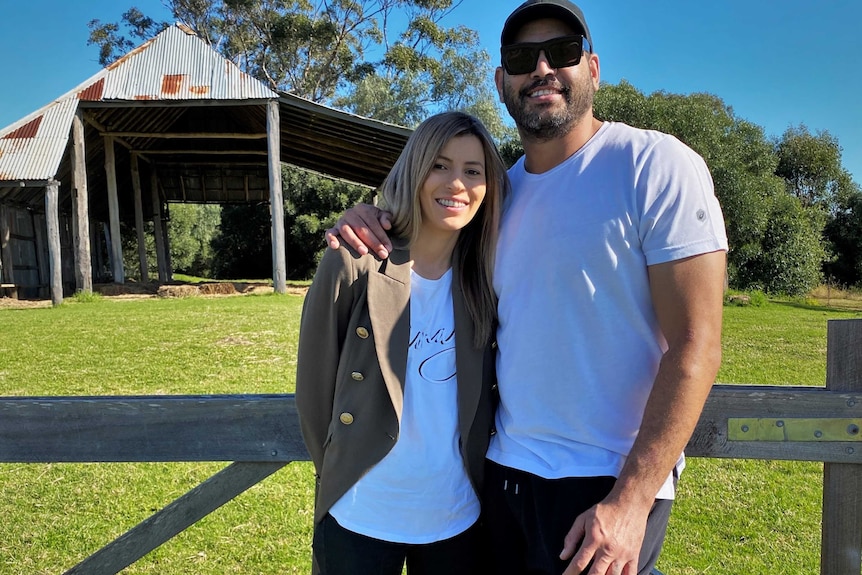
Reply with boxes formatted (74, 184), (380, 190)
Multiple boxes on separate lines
(0, 24), (412, 214)
(0, 96), (78, 181)
(0, 24), (278, 184)
(98, 25), (277, 102)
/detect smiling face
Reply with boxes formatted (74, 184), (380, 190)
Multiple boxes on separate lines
(496, 18), (599, 142)
(417, 134), (488, 243)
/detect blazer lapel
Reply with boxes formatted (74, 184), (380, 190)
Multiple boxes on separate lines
(367, 244), (411, 421)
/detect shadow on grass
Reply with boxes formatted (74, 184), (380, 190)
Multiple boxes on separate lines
(770, 299), (862, 314)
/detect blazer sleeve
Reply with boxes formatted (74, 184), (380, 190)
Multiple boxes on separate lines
(295, 247), (357, 472)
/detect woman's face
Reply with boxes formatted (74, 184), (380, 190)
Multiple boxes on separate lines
(418, 134), (488, 239)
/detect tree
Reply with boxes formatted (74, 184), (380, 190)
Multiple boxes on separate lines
(745, 194), (826, 295)
(824, 186), (862, 287)
(120, 203), (221, 280)
(282, 165), (374, 279)
(210, 203), (274, 279)
(775, 125), (852, 212)
(166, 203), (222, 277)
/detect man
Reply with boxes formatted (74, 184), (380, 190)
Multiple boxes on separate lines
(327, 1), (728, 574)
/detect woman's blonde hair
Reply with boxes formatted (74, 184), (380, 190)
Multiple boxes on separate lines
(379, 111), (510, 347)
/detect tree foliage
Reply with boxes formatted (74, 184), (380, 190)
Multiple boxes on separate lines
(121, 203), (221, 280)
(775, 126), (853, 211)
(824, 188), (862, 287)
(211, 166), (373, 279)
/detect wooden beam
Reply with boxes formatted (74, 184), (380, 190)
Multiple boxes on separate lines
(104, 136), (124, 283)
(82, 112), (135, 152)
(821, 319), (862, 575)
(71, 110), (93, 293)
(4, 385), (860, 466)
(102, 132), (267, 139)
(130, 154), (148, 282)
(133, 150), (268, 156)
(0, 395), (308, 462)
(267, 100), (286, 294)
(64, 461), (287, 575)
(44, 181), (63, 306)
(687, 384), (862, 464)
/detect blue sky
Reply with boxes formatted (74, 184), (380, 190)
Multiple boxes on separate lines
(2, 0), (860, 185)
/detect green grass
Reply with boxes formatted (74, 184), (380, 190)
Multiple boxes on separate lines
(0, 292), (860, 574)
(0, 294), (314, 574)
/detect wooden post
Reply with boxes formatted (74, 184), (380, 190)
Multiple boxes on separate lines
(267, 100), (286, 294)
(130, 154), (148, 282)
(150, 172), (168, 284)
(0, 203), (14, 289)
(104, 136), (124, 283)
(71, 110), (93, 293)
(33, 212), (48, 298)
(45, 181), (63, 306)
(162, 205), (173, 282)
(821, 319), (862, 575)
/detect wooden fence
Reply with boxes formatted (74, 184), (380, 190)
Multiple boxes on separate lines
(0, 318), (860, 574)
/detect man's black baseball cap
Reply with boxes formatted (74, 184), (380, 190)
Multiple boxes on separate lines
(501, 0), (593, 48)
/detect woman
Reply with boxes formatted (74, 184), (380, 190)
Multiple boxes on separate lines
(295, 111), (509, 575)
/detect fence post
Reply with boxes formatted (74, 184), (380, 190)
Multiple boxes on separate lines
(821, 319), (862, 574)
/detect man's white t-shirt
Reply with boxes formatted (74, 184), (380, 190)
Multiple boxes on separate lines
(487, 121), (728, 499)
(330, 268), (480, 542)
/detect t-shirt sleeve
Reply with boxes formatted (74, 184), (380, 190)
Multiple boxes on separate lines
(636, 135), (729, 266)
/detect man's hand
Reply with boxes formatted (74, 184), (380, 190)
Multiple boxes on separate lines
(325, 204), (393, 259)
(560, 498), (649, 575)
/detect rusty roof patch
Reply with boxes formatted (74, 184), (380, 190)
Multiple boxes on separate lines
(78, 78), (105, 101)
(161, 74), (185, 96)
(189, 85), (210, 95)
(2, 116), (43, 140)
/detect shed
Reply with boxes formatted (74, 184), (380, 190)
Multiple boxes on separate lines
(0, 23), (411, 303)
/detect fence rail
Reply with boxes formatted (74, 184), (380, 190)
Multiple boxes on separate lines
(1, 319), (860, 574)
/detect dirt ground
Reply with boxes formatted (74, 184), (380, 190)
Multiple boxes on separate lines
(0, 281), (308, 310)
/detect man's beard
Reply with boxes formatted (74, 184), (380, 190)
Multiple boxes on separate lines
(502, 75), (594, 143)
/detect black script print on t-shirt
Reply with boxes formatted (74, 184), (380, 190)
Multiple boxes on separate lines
(408, 328), (456, 383)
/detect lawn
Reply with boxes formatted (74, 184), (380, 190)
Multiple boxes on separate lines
(0, 291), (860, 574)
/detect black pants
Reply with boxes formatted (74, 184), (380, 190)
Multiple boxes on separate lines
(481, 459), (672, 575)
(313, 513), (485, 575)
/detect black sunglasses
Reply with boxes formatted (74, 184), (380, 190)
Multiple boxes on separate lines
(501, 35), (591, 75)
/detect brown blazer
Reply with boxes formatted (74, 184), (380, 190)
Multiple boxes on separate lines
(295, 239), (496, 526)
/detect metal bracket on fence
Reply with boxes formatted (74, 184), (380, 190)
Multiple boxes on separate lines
(729, 418), (862, 442)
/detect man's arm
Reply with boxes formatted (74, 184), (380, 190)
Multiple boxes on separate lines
(561, 250), (727, 575)
(324, 204), (394, 259)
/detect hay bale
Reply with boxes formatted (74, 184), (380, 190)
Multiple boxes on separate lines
(157, 285), (200, 298)
(198, 282), (239, 295)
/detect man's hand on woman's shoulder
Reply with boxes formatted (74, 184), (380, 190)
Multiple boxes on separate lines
(325, 203), (394, 259)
